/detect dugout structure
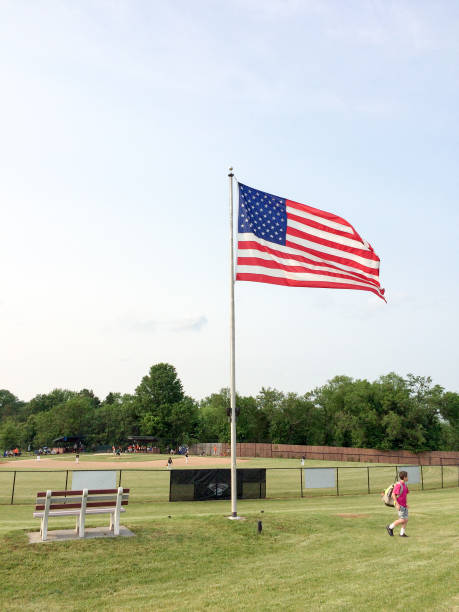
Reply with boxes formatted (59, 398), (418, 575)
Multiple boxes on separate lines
(169, 469), (266, 501)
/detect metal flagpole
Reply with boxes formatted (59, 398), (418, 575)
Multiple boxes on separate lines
(228, 167), (238, 518)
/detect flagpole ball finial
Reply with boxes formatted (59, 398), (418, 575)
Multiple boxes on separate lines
(228, 166), (234, 177)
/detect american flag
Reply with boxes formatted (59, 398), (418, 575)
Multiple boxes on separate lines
(236, 183), (385, 301)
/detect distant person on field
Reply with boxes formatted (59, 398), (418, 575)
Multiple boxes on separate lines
(301, 456), (305, 466)
(167, 456), (173, 468)
(185, 451), (189, 464)
(386, 470), (410, 538)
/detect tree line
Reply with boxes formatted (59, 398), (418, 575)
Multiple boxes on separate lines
(0, 363), (458, 453)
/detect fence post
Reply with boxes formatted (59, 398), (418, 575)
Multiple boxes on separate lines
(441, 465), (444, 489)
(300, 468), (303, 498)
(118, 470), (122, 487)
(10, 471), (16, 505)
(395, 466), (398, 481)
(421, 465), (424, 490)
(367, 466), (370, 494)
(64, 470), (69, 494)
(336, 467), (339, 496)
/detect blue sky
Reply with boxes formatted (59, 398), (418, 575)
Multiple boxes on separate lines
(1, 0), (458, 401)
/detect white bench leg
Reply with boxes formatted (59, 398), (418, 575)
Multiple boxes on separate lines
(113, 487), (123, 536)
(42, 490), (51, 541)
(78, 489), (88, 538)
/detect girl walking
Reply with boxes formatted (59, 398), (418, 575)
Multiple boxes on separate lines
(386, 470), (409, 537)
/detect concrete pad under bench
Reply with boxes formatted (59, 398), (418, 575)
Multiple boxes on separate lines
(28, 525), (135, 544)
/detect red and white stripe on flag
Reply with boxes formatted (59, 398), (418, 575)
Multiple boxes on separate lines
(236, 183), (386, 301)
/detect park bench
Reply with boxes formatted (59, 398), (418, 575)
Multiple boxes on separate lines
(33, 487), (129, 541)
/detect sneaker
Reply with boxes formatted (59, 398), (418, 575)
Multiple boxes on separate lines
(386, 525), (394, 537)
(399, 534), (409, 537)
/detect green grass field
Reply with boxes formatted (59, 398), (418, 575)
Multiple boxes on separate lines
(0, 455), (458, 610)
(0, 489), (458, 611)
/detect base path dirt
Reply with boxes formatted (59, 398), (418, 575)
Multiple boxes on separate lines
(6, 456), (249, 470)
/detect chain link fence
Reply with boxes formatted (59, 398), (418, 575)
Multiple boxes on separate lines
(0, 464), (457, 505)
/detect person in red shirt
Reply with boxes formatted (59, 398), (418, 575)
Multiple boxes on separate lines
(386, 470), (410, 537)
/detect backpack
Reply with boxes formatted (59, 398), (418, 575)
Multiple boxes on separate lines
(382, 481), (405, 507)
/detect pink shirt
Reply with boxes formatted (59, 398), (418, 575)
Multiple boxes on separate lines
(393, 481), (409, 506)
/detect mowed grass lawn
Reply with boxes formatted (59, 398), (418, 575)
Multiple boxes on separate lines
(0, 488), (458, 611)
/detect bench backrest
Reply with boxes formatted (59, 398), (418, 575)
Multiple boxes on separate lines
(35, 488), (130, 511)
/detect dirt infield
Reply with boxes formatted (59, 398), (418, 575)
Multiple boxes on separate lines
(2, 456), (248, 470)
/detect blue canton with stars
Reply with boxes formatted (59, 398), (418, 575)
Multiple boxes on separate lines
(238, 183), (287, 245)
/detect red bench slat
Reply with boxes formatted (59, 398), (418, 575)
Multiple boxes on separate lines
(35, 500), (129, 511)
(36, 488), (129, 497)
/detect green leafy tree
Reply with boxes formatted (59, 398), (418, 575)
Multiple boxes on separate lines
(135, 363), (184, 412)
(311, 376), (355, 446)
(167, 397), (199, 446)
(32, 396), (96, 447)
(373, 373), (444, 451)
(134, 364), (195, 449)
(268, 393), (323, 445)
(198, 389), (231, 442)
(438, 392), (459, 450)
(0, 419), (23, 450)
(53, 397), (95, 436)
(93, 393), (139, 446)
(26, 389), (77, 416)
(78, 389), (101, 408)
(140, 413), (164, 437)
(309, 373), (446, 452)
(103, 392), (118, 405)
(0, 366), (452, 453)
(32, 411), (60, 447)
(256, 387), (285, 421)
(0, 390), (24, 422)
(22, 415), (38, 449)
(236, 395), (270, 442)
(141, 398), (199, 447)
